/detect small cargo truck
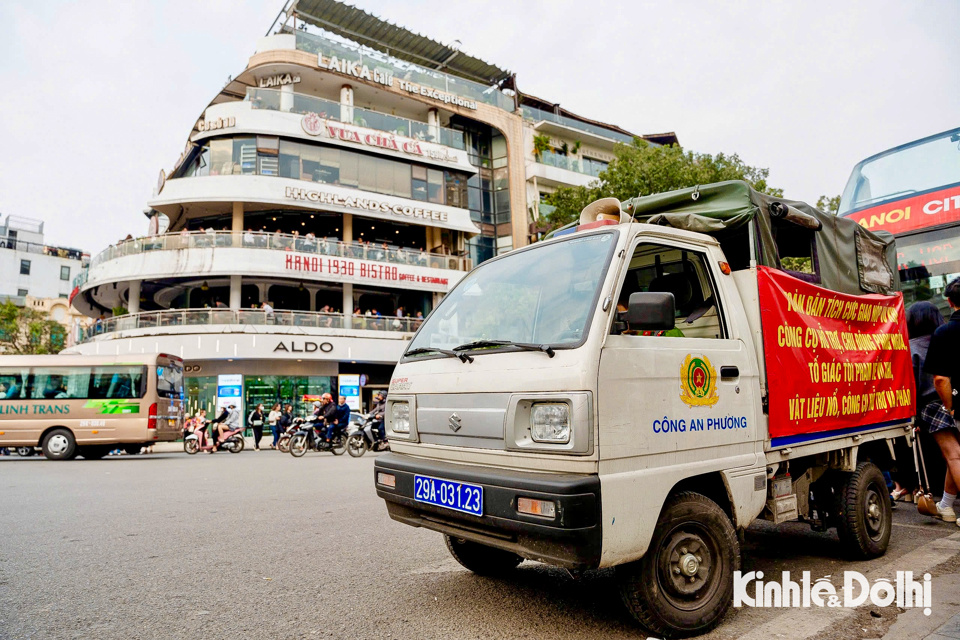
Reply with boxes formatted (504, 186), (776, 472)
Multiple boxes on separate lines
(374, 181), (915, 637)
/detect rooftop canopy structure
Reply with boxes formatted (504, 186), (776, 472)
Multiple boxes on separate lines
(278, 0), (513, 87)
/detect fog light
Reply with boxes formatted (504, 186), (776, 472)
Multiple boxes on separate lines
(377, 472), (396, 488)
(517, 497), (556, 518)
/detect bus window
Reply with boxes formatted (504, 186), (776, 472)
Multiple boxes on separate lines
(0, 369), (28, 400)
(89, 366), (147, 399)
(29, 368), (92, 400)
(156, 363), (183, 399)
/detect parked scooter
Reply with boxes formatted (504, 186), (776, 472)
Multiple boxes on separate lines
(184, 422), (245, 454)
(347, 415), (390, 457)
(289, 419), (346, 457)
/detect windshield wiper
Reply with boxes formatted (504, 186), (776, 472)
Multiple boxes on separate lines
(452, 340), (555, 358)
(404, 347), (474, 363)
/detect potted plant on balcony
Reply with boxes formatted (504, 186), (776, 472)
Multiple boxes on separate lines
(532, 134), (551, 162)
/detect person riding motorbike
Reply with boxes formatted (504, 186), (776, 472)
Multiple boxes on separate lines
(321, 393), (339, 444)
(371, 392), (386, 443)
(212, 403), (241, 452)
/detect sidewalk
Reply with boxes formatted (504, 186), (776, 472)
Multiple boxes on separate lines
(143, 436), (265, 454)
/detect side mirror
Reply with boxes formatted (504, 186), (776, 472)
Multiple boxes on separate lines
(626, 292), (675, 331)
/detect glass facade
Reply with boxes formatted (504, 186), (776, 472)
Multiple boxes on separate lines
(179, 135), (468, 209)
(458, 123), (512, 264)
(186, 374), (336, 420)
(246, 88), (466, 150)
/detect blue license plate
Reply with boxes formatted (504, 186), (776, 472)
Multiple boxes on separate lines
(414, 474), (483, 516)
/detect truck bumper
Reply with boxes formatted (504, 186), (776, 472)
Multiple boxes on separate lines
(374, 453), (602, 570)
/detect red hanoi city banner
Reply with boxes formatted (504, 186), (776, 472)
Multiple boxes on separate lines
(843, 183), (960, 235)
(757, 266), (915, 438)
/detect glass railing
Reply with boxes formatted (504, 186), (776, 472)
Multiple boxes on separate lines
(88, 231), (471, 272)
(293, 30), (515, 112)
(78, 308), (424, 343)
(522, 106), (636, 145)
(536, 150), (607, 178)
(246, 88), (465, 150)
(0, 237), (86, 261)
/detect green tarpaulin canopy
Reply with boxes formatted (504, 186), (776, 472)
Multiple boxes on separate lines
(620, 180), (898, 296)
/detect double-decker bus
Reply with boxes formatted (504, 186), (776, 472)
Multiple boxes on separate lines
(838, 126), (960, 312)
(0, 353), (184, 460)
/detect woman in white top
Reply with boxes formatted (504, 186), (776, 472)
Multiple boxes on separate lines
(267, 403), (283, 449)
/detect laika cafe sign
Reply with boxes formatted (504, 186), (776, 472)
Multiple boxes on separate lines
(300, 113), (456, 163)
(843, 184), (960, 235)
(318, 54), (393, 87)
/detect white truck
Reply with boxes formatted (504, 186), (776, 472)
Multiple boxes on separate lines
(374, 181), (914, 638)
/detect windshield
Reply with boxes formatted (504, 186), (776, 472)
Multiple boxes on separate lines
(156, 359), (184, 400)
(839, 128), (960, 214)
(406, 231), (617, 355)
(898, 226), (960, 315)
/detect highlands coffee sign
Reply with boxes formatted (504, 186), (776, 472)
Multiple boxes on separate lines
(300, 113), (456, 163)
(284, 186), (449, 223)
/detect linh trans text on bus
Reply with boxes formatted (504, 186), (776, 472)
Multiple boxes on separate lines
(0, 353), (185, 459)
(373, 180), (915, 638)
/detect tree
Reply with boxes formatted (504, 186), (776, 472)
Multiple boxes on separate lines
(817, 194), (841, 214)
(542, 139), (783, 231)
(0, 301), (67, 355)
(532, 134), (552, 161)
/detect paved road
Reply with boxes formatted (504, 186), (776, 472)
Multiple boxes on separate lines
(1, 451), (959, 640)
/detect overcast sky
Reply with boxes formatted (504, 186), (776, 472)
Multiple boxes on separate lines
(1, 0), (957, 255)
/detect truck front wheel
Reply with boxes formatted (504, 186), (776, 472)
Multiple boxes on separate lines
(835, 461), (891, 559)
(444, 535), (522, 576)
(618, 491), (740, 638)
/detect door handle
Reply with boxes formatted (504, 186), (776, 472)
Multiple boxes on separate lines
(720, 366), (739, 380)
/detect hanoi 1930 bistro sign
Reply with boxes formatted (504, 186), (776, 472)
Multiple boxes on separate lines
(283, 253), (449, 287)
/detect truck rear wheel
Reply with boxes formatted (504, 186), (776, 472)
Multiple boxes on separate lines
(444, 535), (522, 576)
(835, 461), (891, 559)
(618, 491), (739, 638)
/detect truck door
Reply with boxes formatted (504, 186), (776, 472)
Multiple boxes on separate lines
(597, 239), (762, 562)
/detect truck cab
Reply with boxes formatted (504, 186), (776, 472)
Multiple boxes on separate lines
(375, 181), (912, 638)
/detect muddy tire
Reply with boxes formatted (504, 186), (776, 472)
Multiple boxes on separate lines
(618, 491), (739, 638)
(835, 461), (891, 559)
(444, 536), (522, 576)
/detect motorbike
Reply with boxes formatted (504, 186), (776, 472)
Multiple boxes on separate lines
(16, 446), (38, 457)
(184, 422), (245, 454)
(347, 415), (390, 457)
(276, 419), (301, 453)
(289, 419), (346, 457)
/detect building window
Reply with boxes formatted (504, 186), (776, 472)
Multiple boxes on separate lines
(58, 294), (68, 299)
(17, 289), (28, 297)
(60, 266), (70, 281)
(19, 259), (30, 275)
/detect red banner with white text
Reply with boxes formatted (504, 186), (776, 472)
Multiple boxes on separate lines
(758, 266), (915, 438)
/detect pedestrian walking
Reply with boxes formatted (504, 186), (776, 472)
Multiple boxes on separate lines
(920, 280), (960, 523)
(267, 403), (282, 449)
(248, 403), (266, 451)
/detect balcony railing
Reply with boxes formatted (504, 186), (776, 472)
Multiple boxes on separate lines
(536, 151), (608, 178)
(293, 30), (515, 112)
(78, 308), (423, 343)
(1, 237), (87, 261)
(88, 230), (471, 271)
(246, 88), (466, 150)
(522, 106), (636, 145)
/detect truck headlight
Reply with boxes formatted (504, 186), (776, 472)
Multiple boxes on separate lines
(391, 401), (410, 433)
(530, 403), (570, 443)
